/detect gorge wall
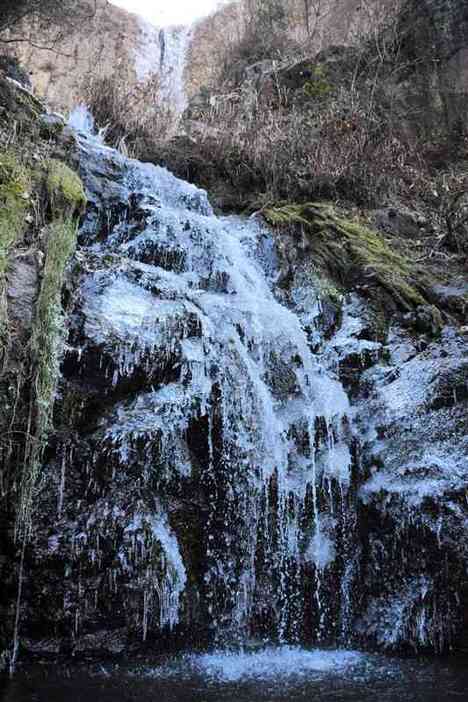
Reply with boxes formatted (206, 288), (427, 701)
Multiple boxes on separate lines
(12, 0), (141, 113)
(5, 0), (468, 134)
(0, 0), (467, 673)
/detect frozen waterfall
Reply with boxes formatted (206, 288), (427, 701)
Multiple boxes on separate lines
(43, 127), (360, 649)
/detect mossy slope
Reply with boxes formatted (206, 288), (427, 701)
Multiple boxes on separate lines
(264, 202), (430, 312)
(0, 76), (87, 547)
(0, 152), (32, 295)
(46, 159), (86, 218)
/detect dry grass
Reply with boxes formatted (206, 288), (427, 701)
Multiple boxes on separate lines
(82, 71), (177, 158)
(186, 79), (430, 210)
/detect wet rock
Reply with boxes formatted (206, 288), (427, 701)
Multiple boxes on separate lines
(373, 206), (425, 238)
(431, 280), (468, 318)
(402, 305), (443, 337)
(14, 129), (357, 656)
(349, 324), (468, 652)
(73, 629), (128, 655)
(7, 254), (39, 335)
(4, 107), (467, 662)
(39, 112), (66, 138)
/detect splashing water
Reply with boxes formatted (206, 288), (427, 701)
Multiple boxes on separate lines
(192, 647), (364, 682)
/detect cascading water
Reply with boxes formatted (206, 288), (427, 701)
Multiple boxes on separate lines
(39, 122), (360, 650)
(68, 104), (106, 143)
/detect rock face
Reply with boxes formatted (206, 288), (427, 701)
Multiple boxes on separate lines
(336, 301), (468, 652)
(11, 1), (190, 118)
(1, 120), (465, 663)
(12, 1), (141, 113)
(271, 220), (468, 654)
(398, 0), (468, 131)
(0, 75), (88, 670)
(9, 0), (468, 143)
(185, 0), (397, 97)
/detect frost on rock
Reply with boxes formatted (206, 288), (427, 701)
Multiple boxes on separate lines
(358, 576), (458, 653)
(340, 314), (468, 653)
(22, 119), (467, 657)
(123, 510), (187, 633)
(26, 127), (360, 651)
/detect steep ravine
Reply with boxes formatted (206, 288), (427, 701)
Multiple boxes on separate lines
(0, 105), (466, 668)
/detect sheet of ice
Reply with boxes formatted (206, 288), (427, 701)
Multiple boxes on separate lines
(124, 510), (187, 630)
(360, 452), (468, 506)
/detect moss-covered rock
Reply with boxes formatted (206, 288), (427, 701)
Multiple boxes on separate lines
(17, 220), (78, 538)
(0, 152), (32, 276)
(0, 100), (86, 544)
(0, 151), (33, 355)
(264, 202), (430, 312)
(46, 158), (86, 218)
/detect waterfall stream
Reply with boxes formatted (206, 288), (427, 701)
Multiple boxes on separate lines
(52, 122), (359, 648)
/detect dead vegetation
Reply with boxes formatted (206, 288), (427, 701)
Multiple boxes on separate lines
(82, 70), (177, 157)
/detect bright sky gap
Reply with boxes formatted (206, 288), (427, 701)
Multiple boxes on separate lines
(109, 0), (221, 26)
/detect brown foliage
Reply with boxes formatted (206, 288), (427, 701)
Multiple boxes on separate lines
(186, 80), (429, 210)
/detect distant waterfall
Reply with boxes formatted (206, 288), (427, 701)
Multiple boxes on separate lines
(135, 19), (192, 115)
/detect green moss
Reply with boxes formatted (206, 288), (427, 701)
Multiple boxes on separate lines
(17, 219), (78, 538)
(46, 159), (86, 218)
(303, 65), (332, 99)
(0, 152), (31, 278)
(0, 151), (84, 539)
(264, 202), (427, 311)
(0, 152), (32, 356)
(33, 219), (77, 421)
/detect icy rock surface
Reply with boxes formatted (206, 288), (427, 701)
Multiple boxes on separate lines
(22, 130), (468, 658)
(266, 212), (468, 656)
(26, 133), (359, 653)
(332, 299), (468, 653)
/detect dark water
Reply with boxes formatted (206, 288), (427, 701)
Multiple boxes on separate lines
(1, 647), (467, 702)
